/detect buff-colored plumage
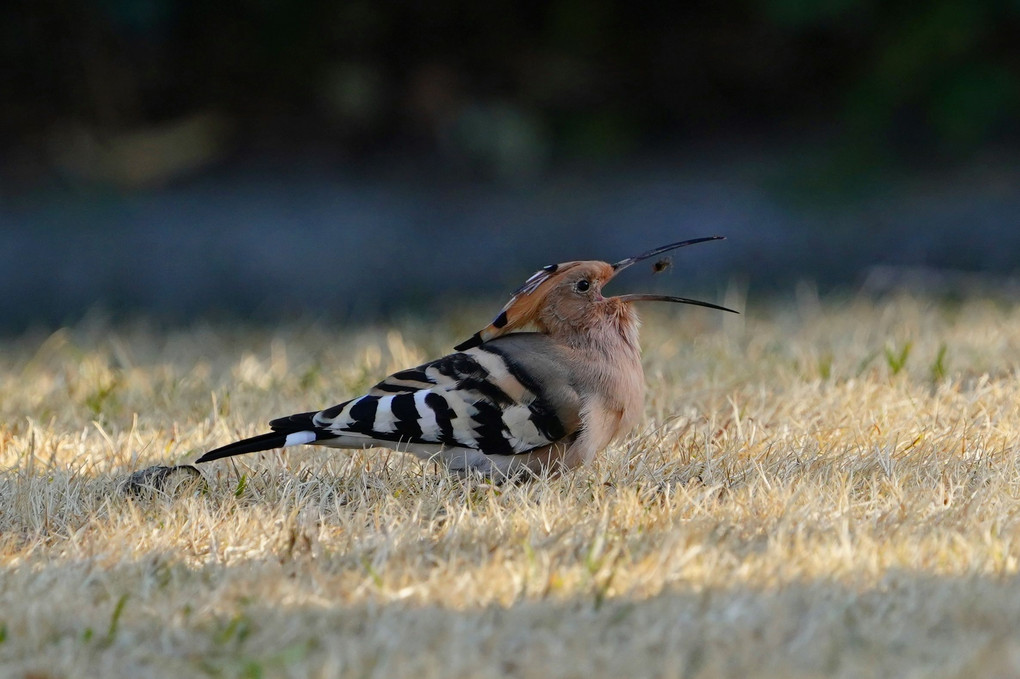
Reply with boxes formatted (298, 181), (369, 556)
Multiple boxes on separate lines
(196, 237), (736, 476)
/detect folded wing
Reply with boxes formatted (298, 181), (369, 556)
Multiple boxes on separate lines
(268, 333), (583, 456)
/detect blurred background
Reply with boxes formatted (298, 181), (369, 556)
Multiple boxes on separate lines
(2, 0), (1019, 331)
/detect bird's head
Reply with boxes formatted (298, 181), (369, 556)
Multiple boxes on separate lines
(454, 236), (738, 351)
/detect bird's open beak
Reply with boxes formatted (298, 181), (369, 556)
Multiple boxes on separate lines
(609, 236), (739, 314)
(612, 292), (738, 313)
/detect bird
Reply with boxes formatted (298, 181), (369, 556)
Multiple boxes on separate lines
(195, 236), (737, 476)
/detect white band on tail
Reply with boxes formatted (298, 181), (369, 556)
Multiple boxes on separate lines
(284, 431), (316, 447)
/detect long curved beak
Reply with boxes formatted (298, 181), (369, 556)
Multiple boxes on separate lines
(614, 293), (739, 314)
(611, 235), (725, 273)
(609, 236), (738, 314)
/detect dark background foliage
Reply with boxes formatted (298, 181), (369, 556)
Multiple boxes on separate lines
(2, 0), (1018, 329)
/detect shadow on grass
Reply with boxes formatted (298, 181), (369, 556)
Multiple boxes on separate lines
(4, 452), (1020, 678)
(0, 555), (1018, 679)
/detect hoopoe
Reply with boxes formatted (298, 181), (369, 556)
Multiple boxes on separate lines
(195, 237), (736, 476)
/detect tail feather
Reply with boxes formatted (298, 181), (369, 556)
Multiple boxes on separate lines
(269, 410), (319, 431)
(197, 412), (326, 464)
(195, 432), (291, 463)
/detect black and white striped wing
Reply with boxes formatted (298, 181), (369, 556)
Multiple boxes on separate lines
(271, 334), (582, 456)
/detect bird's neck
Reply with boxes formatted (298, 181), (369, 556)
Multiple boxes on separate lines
(558, 302), (645, 441)
(558, 302), (641, 358)
(556, 303), (644, 402)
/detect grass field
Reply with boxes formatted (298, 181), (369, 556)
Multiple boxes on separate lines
(3, 294), (1020, 678)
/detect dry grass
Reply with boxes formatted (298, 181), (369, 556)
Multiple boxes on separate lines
(3, 295), (1020, 678)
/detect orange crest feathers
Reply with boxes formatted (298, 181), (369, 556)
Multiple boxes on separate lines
(454, 262), (580, 351)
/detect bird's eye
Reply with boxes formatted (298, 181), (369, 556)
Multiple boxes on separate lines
(575, 279), (591, 293)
